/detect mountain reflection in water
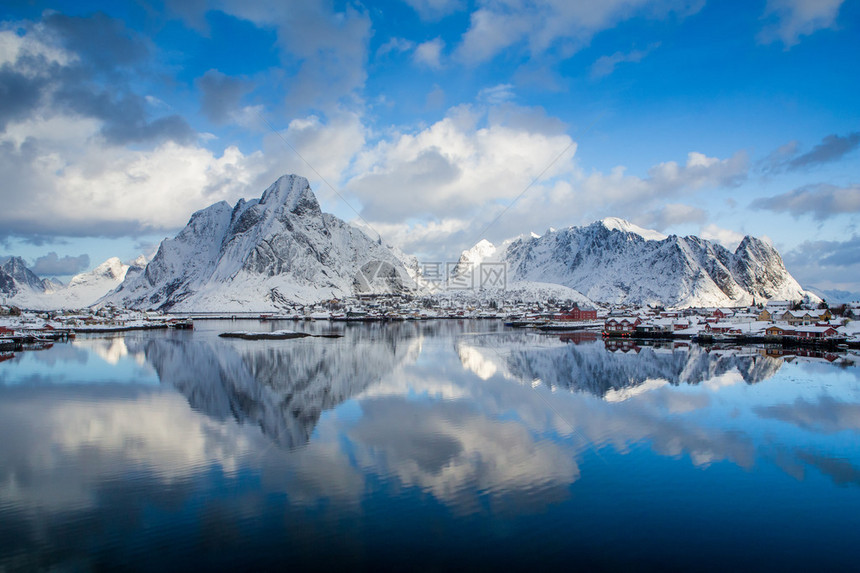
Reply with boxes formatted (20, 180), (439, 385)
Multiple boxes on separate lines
(1, 321), (858, 571)
(129, 323), (852, 451)
(127, 322), (423, 448)
(456, 334), (788, 399)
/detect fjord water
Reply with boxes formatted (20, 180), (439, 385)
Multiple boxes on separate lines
(1, 321), (858, 571)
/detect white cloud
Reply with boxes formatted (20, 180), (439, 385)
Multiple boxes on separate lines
(0, 111), (272, 237)
(376, 37), (415, 58)
(340, 104), (749, 259)
(425, 84), (446, 109)
(347, 104), (577, 223)
(262, 110), (368, 193)
(637, 203), (706, 230)
(578, 151), (748, 207)
(590, 42), (660, 78)
(700, 224), (746, 250)
(402, 0), (465, 21)
(0, 84), (371, 239)
(759, 0), (845, 47)
(752, 183), (860, 220)
(477, 83), (515, 104)
(413, 37), (445, 69)
(0, 26), (76, 68)
(455, 0), (698, 64)
(783, 235), (860, 292)
(211, 0), (372, 112)
(349, 398), (579, 513)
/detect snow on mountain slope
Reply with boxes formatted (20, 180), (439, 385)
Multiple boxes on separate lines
(103, 174), (417, 311)
(41, 278), (65, 293)
(599, 217), (667, 241)
(447, 237), (598, 305)
(1, 257), (44, 294)
(60, 257), (134, 307)
(804, 286), (860, 304)
(459, 218), (813, 308)
(0, 256), (141, 309)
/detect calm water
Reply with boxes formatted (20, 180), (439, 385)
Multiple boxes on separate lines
(1, 320), (859, 571)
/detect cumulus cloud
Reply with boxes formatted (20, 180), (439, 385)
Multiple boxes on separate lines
(0, 112), (269, 238)
(41, 11), (147, 72)
(590, 42), (660, 79)
(0, 7), (379, 243)
(262, 110), (368, 196)
(376, 37), (415, 58)
(347, 104), (577, 223)
(211, 0), (372, 113)
(455, 0), (698, 64)
(0, 15), (195, 146)
(413, 37), (445, 69)
(571, 151), (748, 220)
(699, 224), (746, 250)
(636, 203), (706, 230)
(758, 0), (845, 47)
(782, 235), (860, 291)
(30, 252), (90, 276)
(343, 102), (748, 259)
(751, 183), (860, 220)
(196, 69), (253, 124)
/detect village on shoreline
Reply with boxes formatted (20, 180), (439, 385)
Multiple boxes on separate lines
(2, 293), (860, 357)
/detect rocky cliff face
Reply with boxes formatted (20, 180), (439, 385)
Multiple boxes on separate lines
(103, 174), (415, 311)
(0, 257), (45, 296)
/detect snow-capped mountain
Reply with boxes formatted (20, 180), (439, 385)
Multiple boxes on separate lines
(0, 256), (45, 295)
(0, 256), (143, 309)
(61, 257), (139, 307)
(458, 218), (813, 308)
(102, 174), (416, 311)
(40, 278), (65, 294)
(447, 234), (601, 306)
(803, 286), (860, 305)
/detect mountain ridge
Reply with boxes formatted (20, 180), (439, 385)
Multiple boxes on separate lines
(456, 218), (814, 308)
(100, 174), (416, 311)
(2, 177), (817, 310)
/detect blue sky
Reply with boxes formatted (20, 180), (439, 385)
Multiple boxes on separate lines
(0, 0), (858, 294)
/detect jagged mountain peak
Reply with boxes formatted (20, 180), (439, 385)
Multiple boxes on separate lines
(466, 219), (813, 307)
(596, 217), (668, 241)
(129, 254), (149, 269)
(94, 257), (126, 279)
(1, 256), (44, 293)
(259, 174), (321, 216)
(102, 174), (415, 311)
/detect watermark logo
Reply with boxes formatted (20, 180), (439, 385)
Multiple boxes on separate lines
(355, 260), (508, 295)
(417, 261), (508, 292)
(354, 260), (402, 294)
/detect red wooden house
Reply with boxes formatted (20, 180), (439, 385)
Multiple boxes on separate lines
(556, 305), (598, 321)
